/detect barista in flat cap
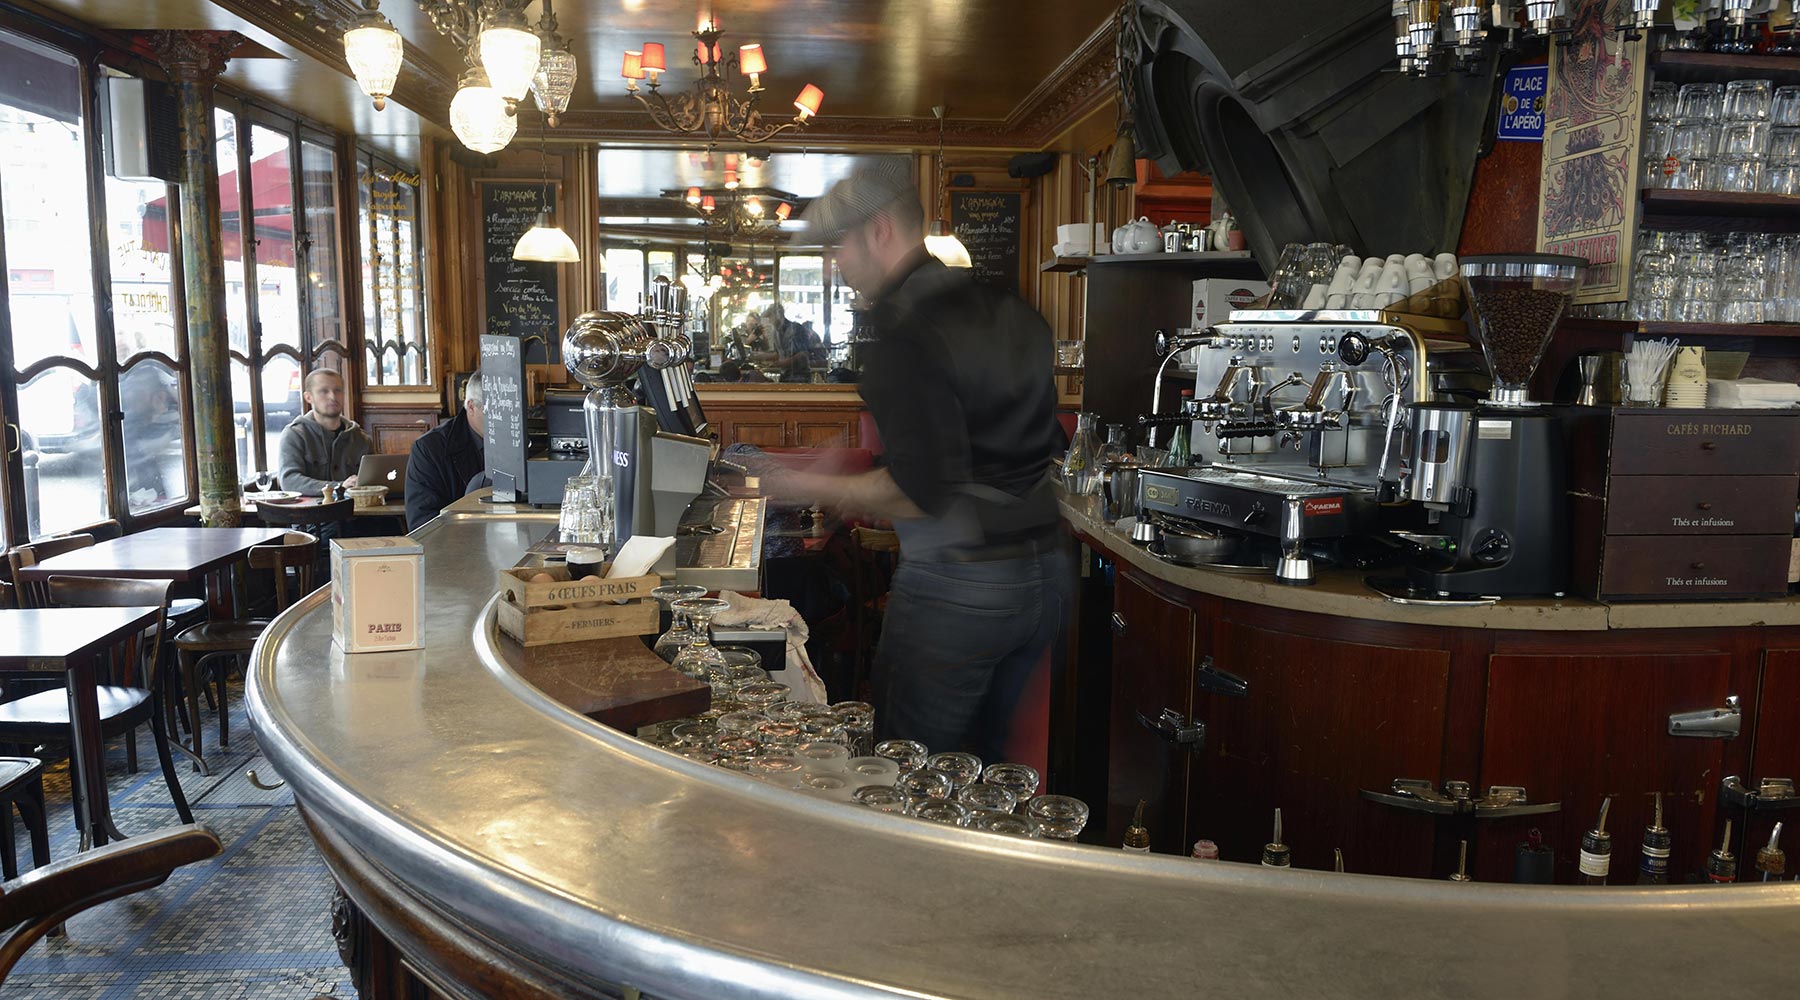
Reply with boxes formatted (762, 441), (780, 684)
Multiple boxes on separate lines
(774, 159), (1069, 763)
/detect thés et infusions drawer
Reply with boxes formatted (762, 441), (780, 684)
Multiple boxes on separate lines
(1608, 412), (1800, 477)
(1604, 475), (1798, 535)
(1597, 534), (1790, 600)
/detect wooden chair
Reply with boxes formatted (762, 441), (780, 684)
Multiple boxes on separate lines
(0, 758), (49, 881)
(251, 497), (353, 529)
(85, 519), (123, 542)
(172, 531), (318, 769)
(0, 824), (220, 984)
(6, 534), (95, 609)
(0, 576), (196, 839)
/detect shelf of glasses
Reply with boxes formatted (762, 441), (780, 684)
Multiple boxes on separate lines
(1640, 188), (1800, 217)
(1650, 49), (1800, 85)
(1564, 317), (1800, 339)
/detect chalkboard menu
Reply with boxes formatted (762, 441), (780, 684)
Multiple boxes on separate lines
(482, 182), (562, 364)
(480, 334), (528, 502)
(950, 190), (1023, 295)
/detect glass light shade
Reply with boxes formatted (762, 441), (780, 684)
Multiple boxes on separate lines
(744, 196), (763, 216)
(775, 201), (791, 220)
(794, 83), (824, 119)
(449, 70), (516, 153)
(701, 195), (716, 212)
(622, 50), (645, 79)
(344, 13), (404, 111)
(925, 227), (973, 269)
(642, 42), (666, 72)
(513, 210), (581, 263)
(685, 186), (702, 205)
(479, 13), (541, 103)
(724, 170), (739, 190)
(530, 43), (578, 125)
(738, 43), (767, 75)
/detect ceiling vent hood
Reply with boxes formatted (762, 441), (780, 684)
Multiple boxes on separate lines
(1124, 0), (1502, 271)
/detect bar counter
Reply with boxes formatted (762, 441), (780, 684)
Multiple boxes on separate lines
(247, 508), (1800, 998)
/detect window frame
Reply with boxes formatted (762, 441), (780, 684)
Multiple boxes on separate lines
(597, 237), (851, 346)
(357, 148), (430, 390)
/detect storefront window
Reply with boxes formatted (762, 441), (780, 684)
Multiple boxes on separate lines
(605, 247), (645, 311)
(360, 156), (429, 386)
(777, 255), (825, 333)
(16, 367), (106, 537)
(119, 357), (186, 514)
(249, 124), (300, 351)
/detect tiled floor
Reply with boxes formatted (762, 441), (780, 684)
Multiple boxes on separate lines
(5, 684), (354, 999)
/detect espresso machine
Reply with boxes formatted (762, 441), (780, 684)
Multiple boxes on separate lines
(1373, 254), (1587, 600)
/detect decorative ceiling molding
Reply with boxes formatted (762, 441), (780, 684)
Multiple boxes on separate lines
(141, 30), (246, 83)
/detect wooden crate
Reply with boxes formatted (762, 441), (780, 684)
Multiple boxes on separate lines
(495, 565), (661, 647)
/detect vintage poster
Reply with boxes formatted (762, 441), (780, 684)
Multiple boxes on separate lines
(1537, 0), (1647, 304)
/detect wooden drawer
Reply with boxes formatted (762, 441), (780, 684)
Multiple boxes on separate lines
(1605, 475), (1797, 535)
(1598, 534), (1790, 600)
(1609, 412), (1800, 476)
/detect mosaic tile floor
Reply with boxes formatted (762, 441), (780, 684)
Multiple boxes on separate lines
(4, 683), (354, 999)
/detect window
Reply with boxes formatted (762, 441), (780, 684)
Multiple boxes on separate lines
(777, 254), (825, 332)
(359, 153), (428, 386)
(604, 247), (645, 311)
(107, 150), (186, 516)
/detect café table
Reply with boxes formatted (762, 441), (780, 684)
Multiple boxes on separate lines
(0, 605), (163, 848)
(15, 527), (290, 619)
(182, 498), (407, 519)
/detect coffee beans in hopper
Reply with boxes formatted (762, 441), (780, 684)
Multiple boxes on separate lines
(1472, 287), (1570, 385)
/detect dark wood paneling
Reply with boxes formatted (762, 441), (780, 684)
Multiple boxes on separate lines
(363, 404), (441, 456)
(1456, 67), (1546, 259)
(1192, 618), (1451, 878)
(1105, 569), (1196, 853)
(1747, 650), (1800, 879)
(1477, 652), (1734, 884)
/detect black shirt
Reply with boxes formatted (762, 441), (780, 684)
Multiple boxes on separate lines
(404, 409), (485, 531)
(859, 253), (1060, 558)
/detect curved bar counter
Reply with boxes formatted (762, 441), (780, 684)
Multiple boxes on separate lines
(250, 511), (1800, 999)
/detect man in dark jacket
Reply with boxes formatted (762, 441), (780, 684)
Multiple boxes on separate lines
(404, 370), (486, 531)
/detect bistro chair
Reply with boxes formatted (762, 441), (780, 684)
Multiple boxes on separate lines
(86, 519), (123, 542)
(0, 823), (220, 985)
(0, 757), (49, 881)
(0, 576), (196, 840)
(6, 534), (95, 609)
(172, 531), (318, 769)
(251, 497), (353, 531)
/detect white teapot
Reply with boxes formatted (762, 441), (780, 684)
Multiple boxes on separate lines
(1118, 216), (1161, 254)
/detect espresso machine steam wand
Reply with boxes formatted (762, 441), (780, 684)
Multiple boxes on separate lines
(1147, 328), (1218, 446)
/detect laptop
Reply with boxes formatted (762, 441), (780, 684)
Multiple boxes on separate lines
(355, 454), (410, 498)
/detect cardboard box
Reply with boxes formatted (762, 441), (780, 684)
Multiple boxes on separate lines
(1191, 278), (1270, 327)
(331, 536), (424, 653)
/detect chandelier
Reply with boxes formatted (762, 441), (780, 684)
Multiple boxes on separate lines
(676, 183), (793, 243)
(343, 0), (580, 152)
(622, 14), (823, 148)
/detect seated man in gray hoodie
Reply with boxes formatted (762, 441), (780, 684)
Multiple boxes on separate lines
(278, 368), (374, 496)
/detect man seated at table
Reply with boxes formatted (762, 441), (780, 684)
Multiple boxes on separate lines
(405, 369), (486, 531)
(277, 368), (374, 496)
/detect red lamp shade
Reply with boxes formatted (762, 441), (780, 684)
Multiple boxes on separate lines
(642, 42), (666, 72)
(794, 83), (824, 119)
(621, 50), (645, 79)
(775, 201), (792, 221)
(685, 186), (702, 205)
(724, 169), (738, 189)
(738, 44), (767, 76)
(701, 195), (717, 213)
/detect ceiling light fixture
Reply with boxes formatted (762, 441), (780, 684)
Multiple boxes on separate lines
(623, 14), (823, 149)
(346, 1), (576, 152)
(924, 106), (972, 269)
(512, 123), (579, 262)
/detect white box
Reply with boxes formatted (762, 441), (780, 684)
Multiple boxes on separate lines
(331, 536), (424, 653)
(1191, 278), (1270, 327)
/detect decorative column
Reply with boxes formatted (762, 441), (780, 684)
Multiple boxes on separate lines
(145, 31), (245, 528)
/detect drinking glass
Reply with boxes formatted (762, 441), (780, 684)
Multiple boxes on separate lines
(1668, 156), (1712, 191)
(1267, 243), (1310, 308)
(1769, 127), (1800, 163)
(853, 784), (908, 813)
(558, 474), (606, 545)
(670, 597), (733, 695)
(796, 740), (851, 771)
(749, 753), (805, 786)
(1677, 82), (1725, 119)
(957, 782), (1019, 814)
(1026, 794), (1091, 840)
(1724, 78), (1774, 121)
(897, 769), (953, 801)
(844, 755), (901, 786)
(875, 739), (929, 772)
(1676, 272), (1720, 322)
(650, 584), (708, 662)
(911, 799), (974, 826)
(735, 681), (790, 711)
(831, 700), (876, 756)
(1647, 81), (1680, 121)
(1716, 153), (1763, 193)
(925, 752), (984, 790)
(796, 770), (855, 800)
(252, 469), (272, 492)
(1774, 87), (1800, 127)
(753, 719), (805, 748)
(716, 710), (768, 735)
(1720, 120), (1769, 157)
(970, 812), (1033, 836)
(982, 763), (1042, 807)
(713, 645), (763, 688)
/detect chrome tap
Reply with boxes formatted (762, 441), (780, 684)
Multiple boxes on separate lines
(1147, 328), (1218, 446)
(1197, 356), (1260, 422)
(1274, 363), (1356, 431)
(1259, 372), (1309, 418)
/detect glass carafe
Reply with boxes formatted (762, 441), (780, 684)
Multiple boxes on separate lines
(670, 597), (733, 696)
(1099, 423), (1129, 465)
(651, 584), (708, 662)
(1061, 412), (1103, 496)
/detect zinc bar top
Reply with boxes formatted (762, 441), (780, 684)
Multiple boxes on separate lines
(248, 510), (1800, 1000)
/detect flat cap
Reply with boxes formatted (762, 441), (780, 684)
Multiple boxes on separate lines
(804, 157), (918, 243)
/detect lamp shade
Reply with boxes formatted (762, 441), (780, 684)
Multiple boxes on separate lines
(344, 10), (404, 112)
(744, 196), (763, 216)
(685, 186), (703, 205)
(513, 210), (581, 263)
(701, 195), (717, 212)
(642, 42), (667, 72)
(775, 201), (791, 221)
(925, 222), (973, 268)
(738, 43), (767, 75)
(696, 40), (714, 64)
(794, 84), (824, 119)
(449, 68), (516, 153)
(478, 9), (541, 103)
(621, 50), (645, 79)
(531, 43), (578, 126)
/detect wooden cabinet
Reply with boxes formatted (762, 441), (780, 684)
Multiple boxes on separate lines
(362, 404), (442, 455)
(1192, 617), (1451, 878)
(696, 389), (863, 451)
(1746, 649), (1800, 877)
(1104, 570), (1197, 853)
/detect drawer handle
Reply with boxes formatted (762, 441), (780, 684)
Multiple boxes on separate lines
(1692, 562), (1706, 571)
(1698, 501), (1713, 511)
(1700, 441), (1717, 451)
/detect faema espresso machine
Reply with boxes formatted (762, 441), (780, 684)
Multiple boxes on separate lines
(1369, 254), (1588, 601)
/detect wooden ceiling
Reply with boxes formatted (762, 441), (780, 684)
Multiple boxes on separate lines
(30, 0), (1120, 153)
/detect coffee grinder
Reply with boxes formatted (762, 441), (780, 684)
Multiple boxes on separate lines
(1380, 254), (1587, 599)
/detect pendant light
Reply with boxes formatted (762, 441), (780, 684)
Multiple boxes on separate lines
(925, 106), (973, 269)
(530, 0), (578, 127)
(344, 0), (404, 111)
(478, 5), (542, 107)
(514, 125), (580, 263)
(450, 63), (516, 154)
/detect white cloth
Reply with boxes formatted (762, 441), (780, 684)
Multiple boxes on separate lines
(714, 591), (828, 704)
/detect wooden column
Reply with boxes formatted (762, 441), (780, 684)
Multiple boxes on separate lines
(145, 31), (244, 527)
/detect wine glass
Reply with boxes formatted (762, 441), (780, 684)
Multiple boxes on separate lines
(650, 585), (707, 662)
(670, 597), (732, 695)
(253, 469), (272, 493)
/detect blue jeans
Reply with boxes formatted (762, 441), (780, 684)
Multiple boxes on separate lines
(871, 545), (1073, 765)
